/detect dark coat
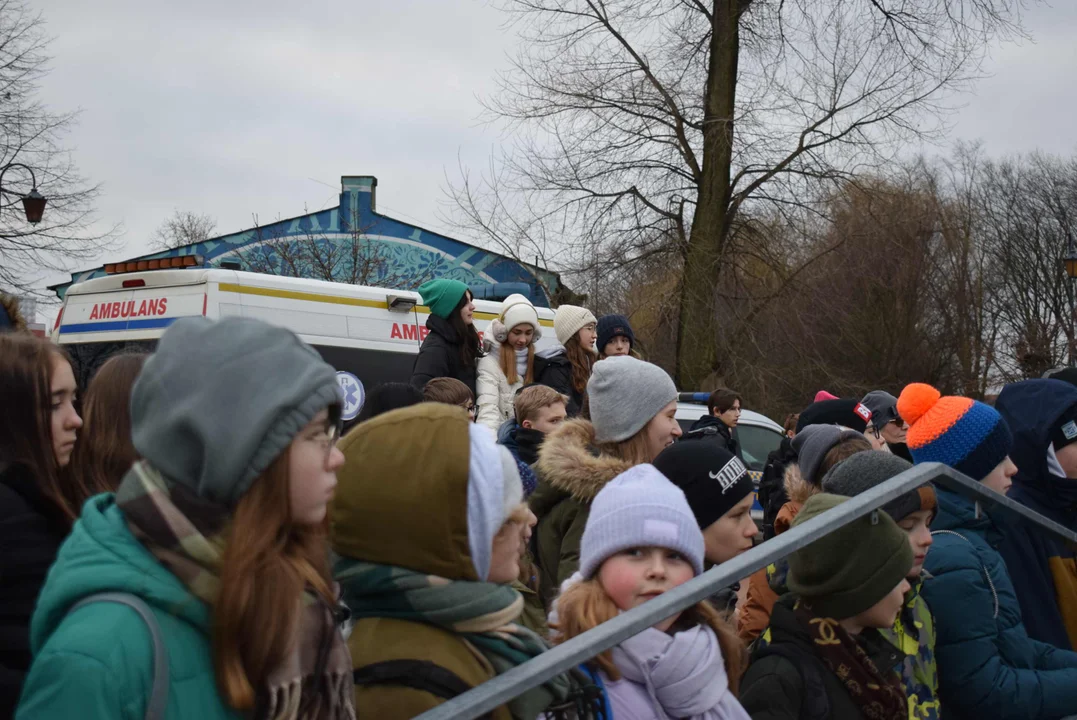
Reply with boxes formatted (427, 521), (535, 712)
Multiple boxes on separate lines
(0, 463), (70, 717)
(740, 595), (901, 720)
(534, 351), (584, 417)
(688, 414), (742, 460)
(922, 485), (1077, 719)
(996, 379), (1077, 651)
(498, 419), (545, 468)
(759, 436), (796, 540)
(410, 314), (479, 398)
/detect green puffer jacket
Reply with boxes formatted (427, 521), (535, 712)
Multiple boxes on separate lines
(529, 420), (633, 608)
(16, 495), (242, 720)
(878, 579), (941, 720)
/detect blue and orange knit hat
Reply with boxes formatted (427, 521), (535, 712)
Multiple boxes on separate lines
(897, 383), (1012, 481)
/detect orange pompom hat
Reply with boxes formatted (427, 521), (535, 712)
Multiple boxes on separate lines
(897, 382), (1012, 481)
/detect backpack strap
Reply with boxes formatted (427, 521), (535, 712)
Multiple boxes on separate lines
(353, 660), (493, 719)
(69, 592), (169, 720)
(752, 643), (830, 720)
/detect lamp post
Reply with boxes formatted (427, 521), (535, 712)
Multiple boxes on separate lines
(0, 163), (46, 224)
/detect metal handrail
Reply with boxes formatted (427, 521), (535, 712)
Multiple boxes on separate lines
(417, 462), (1077, 720)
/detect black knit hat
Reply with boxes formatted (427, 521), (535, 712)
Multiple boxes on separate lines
(653, 438), (755, 530)
(597, 314), (635, 354)
(796, 398), (872, 434)
(788, 493), (913, 620)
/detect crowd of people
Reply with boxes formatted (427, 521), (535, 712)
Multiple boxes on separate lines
(4, 276), (1077, 720)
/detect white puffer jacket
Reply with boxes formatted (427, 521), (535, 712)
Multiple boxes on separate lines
(476, 295), (541, 430)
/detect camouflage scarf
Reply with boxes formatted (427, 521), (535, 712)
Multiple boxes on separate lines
(116, 461), (355, 720)
(336, 557), (573, 719)
(793, 600), (906, 720)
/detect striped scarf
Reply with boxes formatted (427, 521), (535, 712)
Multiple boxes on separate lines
(336, 557), (573, 719)
(116, 461), (355, 720)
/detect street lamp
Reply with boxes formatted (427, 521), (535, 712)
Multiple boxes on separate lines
(0, 163), (46, 224)
(1065, 238), (1077, 280)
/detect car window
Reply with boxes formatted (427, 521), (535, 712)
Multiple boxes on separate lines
(736, 424), (783, 472)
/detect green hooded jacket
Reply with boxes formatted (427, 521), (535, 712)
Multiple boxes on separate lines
(16, 495), (242, 720)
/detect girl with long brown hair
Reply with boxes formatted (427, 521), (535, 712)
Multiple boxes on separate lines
(551, 465), (749, 719)
(531, 356), (682, 607)
(16, 317), (356, 720)
(70, 352), (148, 499)
(476, 293), (542, 430)
(535, 304), (597, 417)
(0, 332), (83, 715)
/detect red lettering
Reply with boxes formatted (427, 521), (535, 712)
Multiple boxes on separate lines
(390, 323), (402, 339)
(119, 301), (131, 318)
(402, 323), (419, 341)
(137, 300), (148, 316)
(147, 299), (158, 315)
(111, 302), (121, 318)
(420, 326), (430, 341)
(157, 298), (167, 314)
(89, 304), (99, 320)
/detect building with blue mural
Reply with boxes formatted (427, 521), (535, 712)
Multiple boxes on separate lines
(50, 175), (560, 306)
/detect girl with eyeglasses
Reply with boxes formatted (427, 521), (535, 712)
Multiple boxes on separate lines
(17, 317), (355, 720)
(535, 305), (598, 418)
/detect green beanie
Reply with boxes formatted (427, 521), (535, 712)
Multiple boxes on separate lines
(787, 493), (913, 620)
(419, 279), (469, 320)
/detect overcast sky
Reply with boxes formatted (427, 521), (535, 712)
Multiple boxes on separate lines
(29, 0), (1077, 300)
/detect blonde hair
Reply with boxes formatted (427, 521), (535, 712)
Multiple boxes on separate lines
(514, 385), (569, 425)
(499, 341), (535, 385)
(551, 577), (745, 692)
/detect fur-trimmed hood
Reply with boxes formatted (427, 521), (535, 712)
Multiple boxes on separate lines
(532, 418), (634, 510)
(782, 462), (816, 506)
(0, 293), (27, 332)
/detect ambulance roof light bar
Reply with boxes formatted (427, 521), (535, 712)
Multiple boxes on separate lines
(105, 255), (204, 275)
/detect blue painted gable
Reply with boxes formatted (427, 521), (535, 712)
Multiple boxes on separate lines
(51, 176), (558, 307)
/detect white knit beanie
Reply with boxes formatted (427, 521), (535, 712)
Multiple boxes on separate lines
(580, 464), (705, 579)
(492, 294), (541, 343)
(589, 356), (679, 443)
(553, 304), (597, 346)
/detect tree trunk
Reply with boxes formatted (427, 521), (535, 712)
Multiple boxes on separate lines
(675, 0), (740, 390)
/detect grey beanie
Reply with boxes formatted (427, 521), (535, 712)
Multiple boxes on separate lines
(794, 424), (866, 487)
(861, 390), (900, 432)
(131, 317), (342, 508)
(589, 356), (678, 444)
(580, 464), (705, 579)
(822, 451), (937, 523)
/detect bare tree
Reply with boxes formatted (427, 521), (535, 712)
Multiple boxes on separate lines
(0, 0), (117, 295)
(150, 210), (216, 251)
(447, 0), (1029, 388)
(974, 152), (1077, 380)
(238, 209), (418, 289)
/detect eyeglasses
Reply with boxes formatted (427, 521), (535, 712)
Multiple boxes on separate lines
(312, 419), (342, 464)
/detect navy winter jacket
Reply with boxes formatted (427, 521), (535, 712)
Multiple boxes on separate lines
(996, 379), (1077, 651)
(922, 485), (1077, 719)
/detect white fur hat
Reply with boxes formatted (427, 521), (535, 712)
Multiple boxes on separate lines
(492, 294), (541, 343)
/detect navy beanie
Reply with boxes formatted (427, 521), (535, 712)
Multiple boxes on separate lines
(597, 314), (635, 354)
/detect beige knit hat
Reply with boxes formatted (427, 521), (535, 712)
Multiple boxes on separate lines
(553, 304), (597, 346)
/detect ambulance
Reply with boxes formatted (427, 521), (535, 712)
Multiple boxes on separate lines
(53, 261), (557, 421)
